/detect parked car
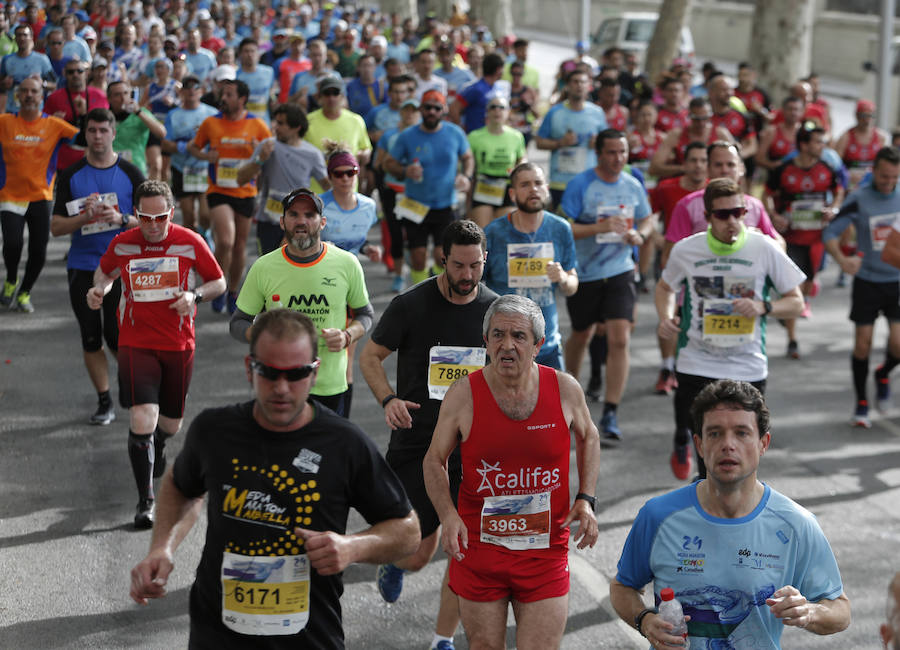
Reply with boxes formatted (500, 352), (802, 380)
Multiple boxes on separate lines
(590, 12), (695, 70)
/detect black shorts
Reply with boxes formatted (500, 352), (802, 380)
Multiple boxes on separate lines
(147, 131), (162, 147)
(565, 271), (637, 331)
(171, 167), (205, 200)
(786, 241), (824, 280)
(118, 345), (195, 418)
(67, 268), (120, 352)
(404, 206), (455, 249)
(207, 192), (255, 218)
(387, 446), (461, 538)
(850, 276), (900, 324)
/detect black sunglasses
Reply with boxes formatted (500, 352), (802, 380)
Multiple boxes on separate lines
(709, 207), (746, 221)
(331, 167), (359, 178)
(322, 88), (341, 96)
(249, 357), (320, 382)
(421, 104), (442, 112)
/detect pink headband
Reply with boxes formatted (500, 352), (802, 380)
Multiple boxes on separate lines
(328, 152), (359, 174)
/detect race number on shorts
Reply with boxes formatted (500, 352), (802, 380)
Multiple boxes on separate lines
(557, 146), (586, 175)
(221, 552), (310, 636)
(473, 175), (507, 206)
(394, 194), (429, 224)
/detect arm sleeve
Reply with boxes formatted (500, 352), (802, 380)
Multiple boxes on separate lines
(350, 301), (375, 333)
(229, 308), (254, 343)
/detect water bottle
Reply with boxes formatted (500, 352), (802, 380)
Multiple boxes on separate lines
(410, 157), (423, 184)
(658, 587), (690, 648)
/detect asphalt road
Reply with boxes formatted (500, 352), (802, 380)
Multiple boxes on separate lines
(1, 34), (896, 650)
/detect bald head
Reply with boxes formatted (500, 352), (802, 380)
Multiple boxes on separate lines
(790, 81), (813, 104)
(882, 572), (900, 649)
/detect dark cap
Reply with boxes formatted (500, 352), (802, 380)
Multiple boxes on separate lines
(318, 76), (344, 94)
(282, 188), (324, 214)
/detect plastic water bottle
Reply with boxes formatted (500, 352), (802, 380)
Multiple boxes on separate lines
(410, 157), (423, 183)
(658, 587), (690, 648)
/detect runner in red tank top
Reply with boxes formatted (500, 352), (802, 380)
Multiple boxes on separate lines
(424, 294), (600, 650)
(756, 97), (803, 173)
(655, 77), (688, 132)
(650, 97), (732, 180)
(835, 99), (889, 190)
(596, 77), (629, 131)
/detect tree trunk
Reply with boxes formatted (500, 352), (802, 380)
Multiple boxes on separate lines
(749, 0), (815, 106)
(424, 0), (455, 20)
(379, 0), (418, 21)
(471, 0), (514, 41)
(644, 0), (693, 85)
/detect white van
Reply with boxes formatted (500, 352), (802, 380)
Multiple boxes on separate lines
(590, 12), (695, 69)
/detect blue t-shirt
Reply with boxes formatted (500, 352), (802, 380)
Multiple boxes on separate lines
(385, 42), (410, 64)
(165, 103), (218, 172)
(53, 157), (145, 271)
(389, 122), (469, 209)
(289, 69), (340, 105)
(536, 102), (608, 189)
(483, 211), (577, 364)
(457, 77), (496, 133)
(365, 103), (400, 134)
(237, 64), (275, 125)
(0, 51), (54, 112)
(346, 77), (387, 118)
(184, 49), (216, 81)
(320, 190), (378, 254)
(822, 183), (900, 283)
(561, 168), (650, 281)
(378, 125), (405, 189)
(616, 483), (844, 650)
(435, 65), (475, 99)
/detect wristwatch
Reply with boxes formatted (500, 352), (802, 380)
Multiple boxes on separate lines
(121, 213), (129, 228)
(381, 394), (398, 408)
(194, 289), (203, 303)
(575, 492), (597, 512)
(763, 300), (773, 315)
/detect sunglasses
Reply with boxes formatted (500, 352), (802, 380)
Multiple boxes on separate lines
(709, 207), (746, 220)
(331, 167), (359, 178)
(49, 41), (63, 45)
(66, 68), (86, 75)
(249, 357), (320, 382)
(322, 88), (341, 96)
(136, 210), (171, 223)
(487, 104), (506, 110)
(421, 104), (442, 112)
(690, 114), (711, 121)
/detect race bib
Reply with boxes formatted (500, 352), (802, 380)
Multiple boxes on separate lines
(117, 149), (133, 162)
(264, 188), (288, 223)
(0, 200), (28, 216)
(473, 175), (507, 206)
(789, 199), (825, 231)
(870, 212), (899, 251)
(507, 242), (553, 288)
(216, 158), (243, 189)
(395, 194), (430, 224)
(221, 552), (310, 636)
(183, 162), (209, 193)
(595, 204), (634, 244)
(67, 193), (121, 236)
(128, 256), (180, 301)
(701, 299), (755, 347)
(557, 146), (586, 175)
(247, 100), (268, 115)
(427, 346), (485, 400)
(480, 492), (551, 550)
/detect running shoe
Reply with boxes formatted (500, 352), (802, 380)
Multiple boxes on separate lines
(211, 292), (227, 314)
(375, 563), (404, 603)
(89, 401), (116, 426)
(227, 291), (238, 315)
(134, 498), (155, 529)
(787, 340), (799, 359)
(836, 272), (847, 288)
(809, 279), (820, 298)
(876, 366), (891, 413)
(585, 375), (602, 402)
(433, 641), (455, 650)
(852, 401), (872, 429)
(0, 280), (16, 307)
(655, 369), (677, 395)
(599, 411), (622, 441)
(670, 443), (693, 481)
(391, 275), (405, 293)
(14, 291), (34, 313)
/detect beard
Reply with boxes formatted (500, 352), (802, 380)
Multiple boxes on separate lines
(290, 229), (320, 251)
(514, 195), (545, 214)
(447, 274), (476, 296)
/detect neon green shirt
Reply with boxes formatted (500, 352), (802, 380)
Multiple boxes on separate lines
(236, 243), (370, 396)
(467, 125), (526, 177)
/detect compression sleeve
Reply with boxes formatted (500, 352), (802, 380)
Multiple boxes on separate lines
(351, 301), (375, 333)
(229, 308), (254, 343)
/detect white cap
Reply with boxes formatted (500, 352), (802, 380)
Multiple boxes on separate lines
(212, 64), (237, 82)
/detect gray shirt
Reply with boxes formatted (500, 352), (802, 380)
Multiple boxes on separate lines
(253, 139), (328, 224)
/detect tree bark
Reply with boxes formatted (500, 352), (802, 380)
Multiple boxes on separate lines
(379, 0), (418, 21)
(424, 0), (455, 20)
(470, 0), (514, 40)
(749, 0), (815, 106)
(644, 0), (693, 85)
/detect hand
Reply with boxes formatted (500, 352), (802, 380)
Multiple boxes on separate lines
(384, 396), (420, 430)
(295, 527), (354, 575)
(259, 137), (275, 162)
(561, 499), (598, 549)
(767, 585), (813, 629)
(124, 100), (138, 114)
(454, 173), (470, 192)
(169, 289), (196, 316)
(623, 229), (644, 246)
(83, 193), (100, 219)
(321, 327), (348, 352)
(129, 549), (174, 605)
(86, 286), (105, 310)
(732, 297), (762, 318)
(605, 215), (628, 235)
(822, 206), (837, 223)
(641, 612), (692, 648)
(438, 510), (468, 561)
(365, 243), (383, 263)
(839, 255), (862, 275)
(772, 213), (789, 233)
(406, 161), (423, 181)
(163, 95), (175, 106)
(560, 130), (577, 147)
(95, 204), (119, 223)
(546, 261), (564, 284)
(657, 315), (681, 340)
(72, 94), (87, 116)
